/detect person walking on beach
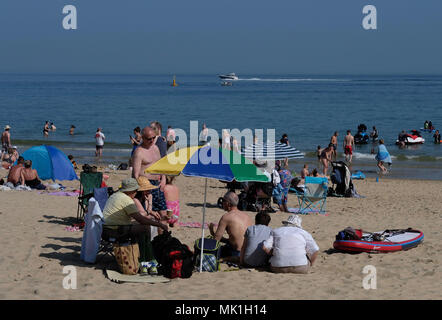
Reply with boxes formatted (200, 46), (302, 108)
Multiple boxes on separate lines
(132, 126), (168, 227)
(1, 125), (11, 153)
(375, 139), (392, 174)
(343, 130), (355, 163)
(330, 131), (338, 161)
(43, 121), (50, 137)
(95, 128), (105, 158)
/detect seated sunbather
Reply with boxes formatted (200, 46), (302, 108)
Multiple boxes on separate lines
(20, 160), (46, 190)
(7, 156), (24, 186)
(102, 178), (168, 275)
(263, 215), (319, 274)
(209, 192), (253, 258)
(240, 211), (272, 267)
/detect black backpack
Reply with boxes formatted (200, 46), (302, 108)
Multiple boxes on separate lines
(151, 232), (194, 279)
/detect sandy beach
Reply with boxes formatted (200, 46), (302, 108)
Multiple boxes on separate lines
(0, 166), (440, 300)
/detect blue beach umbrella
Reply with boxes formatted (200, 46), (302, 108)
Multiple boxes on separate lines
(146, 145), (269, 272)
(20, 145), (78, 181)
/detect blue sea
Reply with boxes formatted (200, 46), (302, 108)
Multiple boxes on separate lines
(1, 73), (441, 180)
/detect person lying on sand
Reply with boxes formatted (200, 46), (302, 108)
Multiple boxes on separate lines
(209, 192), (253, 258)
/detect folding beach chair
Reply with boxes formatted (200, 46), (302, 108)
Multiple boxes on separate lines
(81, 189), (123, 264)
(76, 171), (103, 221)
(296, 176), (328, 214)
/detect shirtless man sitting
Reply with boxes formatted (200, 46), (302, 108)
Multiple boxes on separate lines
(7, 156), (24, 186)
(20, 160), (46, 190)
(343, 130), (355, 163)
(209, 192), (253, 258)
(132, 126), (168, 227)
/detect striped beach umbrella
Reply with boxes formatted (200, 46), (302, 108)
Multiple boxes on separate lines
(145, 145), (269, 272)
(241, 142), (304, 160)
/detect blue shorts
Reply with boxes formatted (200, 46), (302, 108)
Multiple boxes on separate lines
(220, 242), (240, 258)
(149, 180), (167, 212)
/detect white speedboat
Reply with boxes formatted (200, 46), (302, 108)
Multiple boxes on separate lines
(218, 73), (239, 80)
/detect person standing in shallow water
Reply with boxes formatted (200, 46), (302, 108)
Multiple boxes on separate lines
(43, 121), (50, 137)
(95, 128), (105, 158)
(330, 131), (338, 161)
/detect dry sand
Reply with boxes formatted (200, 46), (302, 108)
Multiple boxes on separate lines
(0, 166), (440, 300)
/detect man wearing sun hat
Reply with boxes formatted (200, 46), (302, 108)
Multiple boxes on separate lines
(1, 125), (11, 153)
(103, 177), (167, 233)
(102, 178), (168, 275)
(262, 214), (319, 274)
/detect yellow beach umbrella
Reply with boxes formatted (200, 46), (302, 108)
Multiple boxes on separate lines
(145, 146), (201, 175)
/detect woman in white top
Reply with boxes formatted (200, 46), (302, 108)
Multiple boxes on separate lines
(222, 129), (231, 150)
(263, 215), (319, 274)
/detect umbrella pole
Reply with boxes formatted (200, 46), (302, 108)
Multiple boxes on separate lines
(199, 177), (208, 272)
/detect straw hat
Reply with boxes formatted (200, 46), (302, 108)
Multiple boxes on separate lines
(282, 214), (302, 228)
(136, 176), (159, 192)
(119, 178), (139, 192)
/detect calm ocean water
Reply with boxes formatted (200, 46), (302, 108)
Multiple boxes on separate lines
(1, 73), (441, 180)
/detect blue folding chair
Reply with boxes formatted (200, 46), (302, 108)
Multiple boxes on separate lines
(296, 177), (328, 214)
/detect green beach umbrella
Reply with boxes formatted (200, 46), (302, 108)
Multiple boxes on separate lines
(146, 145), (270, 272)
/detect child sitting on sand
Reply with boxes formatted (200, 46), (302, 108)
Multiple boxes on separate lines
(163, 176), (180, 228)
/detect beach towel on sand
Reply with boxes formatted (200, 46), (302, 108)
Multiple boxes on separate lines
(375, 144), (392, 164)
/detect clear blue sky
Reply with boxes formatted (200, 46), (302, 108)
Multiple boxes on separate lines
(0, 0), (441, 74)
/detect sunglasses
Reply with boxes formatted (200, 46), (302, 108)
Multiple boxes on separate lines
(144, 136), (155, 141)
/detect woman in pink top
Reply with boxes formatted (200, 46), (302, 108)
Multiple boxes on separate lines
(163, 176), (180, 227)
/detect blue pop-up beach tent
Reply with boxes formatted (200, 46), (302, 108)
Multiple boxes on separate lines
(20, 145), (78, 181)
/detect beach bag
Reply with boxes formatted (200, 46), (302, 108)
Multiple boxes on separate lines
(336, 227), (363, 241)
(152, 232), (194, 279)
(117, 163), (128, 170)
(160, 244), (194, 279)
(113, 242), (140, 275)
(194, 238), (221, 272)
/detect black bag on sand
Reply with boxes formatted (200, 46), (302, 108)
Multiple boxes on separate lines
(151, 232), (194, 279)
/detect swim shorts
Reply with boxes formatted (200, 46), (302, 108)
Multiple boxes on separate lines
(149, 179), (167, 212)
(220, 242), (241, 258)
(344, 145), (352, 155)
